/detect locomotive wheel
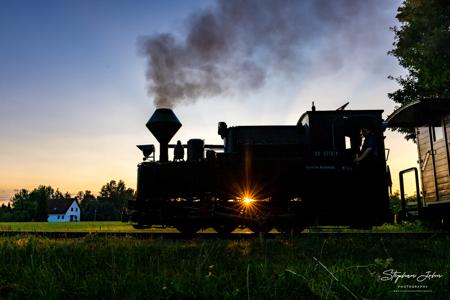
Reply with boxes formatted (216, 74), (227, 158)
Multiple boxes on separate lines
(248, 222), (272, 234)
(132, 224), (151, 229)
(175, 225), (200, 236)
(213, 224), (238, 235)
(276, 224), (305, 235)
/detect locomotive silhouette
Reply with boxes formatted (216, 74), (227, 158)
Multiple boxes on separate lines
(128, 105), (391, 234)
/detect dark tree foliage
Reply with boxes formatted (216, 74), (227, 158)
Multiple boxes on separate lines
(0, 201), (13, 222)
(1, 180), (134, 222)
(97, 180), (135, 221)
(53, 189), (65, 200)
(388, 0), (450, 140)
(78, 190), (97, 221)
(78, 180), (135, 221)
(3, 186), (56, 221)
(52, 189), (72, 200)
(31, 186), (54, 222)
(10, 189), (35, 221)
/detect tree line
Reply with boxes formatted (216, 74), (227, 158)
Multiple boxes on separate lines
(0, 180), (135, 222)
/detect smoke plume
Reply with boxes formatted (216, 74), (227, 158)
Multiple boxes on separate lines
(139, 0), (391, 108)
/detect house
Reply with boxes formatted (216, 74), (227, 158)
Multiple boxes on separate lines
(47, 198), (81, 222)
(386, 98), (450, 222)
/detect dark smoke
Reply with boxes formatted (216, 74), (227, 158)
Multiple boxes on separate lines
(139, 0), (391, 108)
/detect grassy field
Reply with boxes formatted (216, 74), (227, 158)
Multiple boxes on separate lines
(0, 221), (148, 232)
(0, 222), (244, 233)
(0, 220), (435, 233)
(0, 235), (448, 299)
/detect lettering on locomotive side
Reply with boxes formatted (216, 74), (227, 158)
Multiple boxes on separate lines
(313, 151), (339, 157)
(304, 165), (336, 170)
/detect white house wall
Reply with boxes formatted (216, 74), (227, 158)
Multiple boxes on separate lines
(64, 201), (81, 221)
(48, 214), (66, 222)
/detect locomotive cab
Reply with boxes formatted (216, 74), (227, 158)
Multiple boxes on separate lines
(298, 110), (385, 164)
(298, 110), (390, 226)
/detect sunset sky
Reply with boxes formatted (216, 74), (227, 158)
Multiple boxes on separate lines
(0, 0), (419, 203)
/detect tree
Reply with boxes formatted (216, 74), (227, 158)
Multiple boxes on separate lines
(78, 190), (98, 221)
(10, 186), (59, 221)
(388, 0), (450, 140)
(11, 189), (35, 221)
(98, 180), (135, 221)
(0, 202), (13, 221)
(31, 185), (54, 221)
(77, 181), (135, 221)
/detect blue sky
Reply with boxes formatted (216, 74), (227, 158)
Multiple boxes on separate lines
(0, 0), (418, 202)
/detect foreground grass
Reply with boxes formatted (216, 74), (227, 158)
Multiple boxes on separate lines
(0, 235), (448, 299)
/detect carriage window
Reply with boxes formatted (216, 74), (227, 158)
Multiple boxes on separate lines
(432, 126), (443, 142)
(345, 136), (351, 149)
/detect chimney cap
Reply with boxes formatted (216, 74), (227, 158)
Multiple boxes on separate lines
(146, 108), (182, 144)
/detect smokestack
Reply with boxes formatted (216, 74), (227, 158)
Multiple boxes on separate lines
(146, 108), (182, 162)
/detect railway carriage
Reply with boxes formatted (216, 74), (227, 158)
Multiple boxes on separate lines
(386, 98), (450, 225)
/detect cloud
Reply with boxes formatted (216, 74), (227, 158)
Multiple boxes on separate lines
(139, 0), (395, 108)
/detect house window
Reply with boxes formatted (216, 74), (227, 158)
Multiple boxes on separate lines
(75, 208), (78, 212)
(57, 216), (60, 219)
(62, 215), (64, 219)
(432, 126), (443, 142)
(71, 207), (74, 212)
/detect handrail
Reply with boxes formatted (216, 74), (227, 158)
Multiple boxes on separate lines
(399, 167), (421, 219)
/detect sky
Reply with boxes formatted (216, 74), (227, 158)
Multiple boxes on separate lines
(0, 0), (419, 203)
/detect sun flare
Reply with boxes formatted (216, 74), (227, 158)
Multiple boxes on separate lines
(243, 196), (254, 205)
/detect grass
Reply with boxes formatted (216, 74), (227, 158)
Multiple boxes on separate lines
(0, 235), (448, 299)
(0, 221), (146, 232)
(0, 222), (251, 234)
(0, 220), (435, 233)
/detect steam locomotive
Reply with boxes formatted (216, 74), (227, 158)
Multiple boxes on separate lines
(128, 106), (391, 234)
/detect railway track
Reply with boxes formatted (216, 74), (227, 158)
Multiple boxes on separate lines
(0, 230), (448, 239)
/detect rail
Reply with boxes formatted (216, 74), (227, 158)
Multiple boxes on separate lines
(0, 230), (447, 239)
